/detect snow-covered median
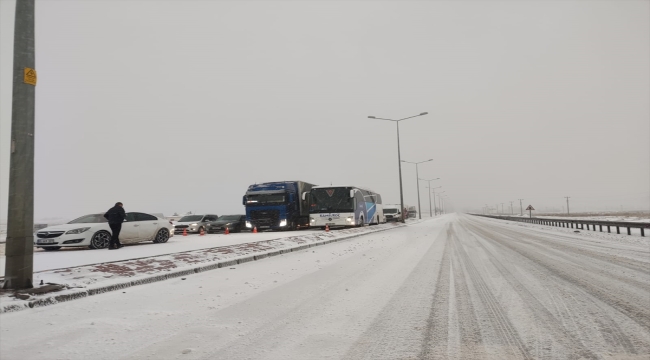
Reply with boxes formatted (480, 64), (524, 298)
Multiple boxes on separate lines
(0, 221), (413, 313)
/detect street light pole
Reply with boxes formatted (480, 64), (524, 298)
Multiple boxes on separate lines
(422, 182), (441, 217)
(368, 112), (428, 223)
(402, 159), (433, 219)
(438, 191), (446, 215)
(565, 196), (570, 215)
(519, 199), (524, 216)
(3, 0), (36, 290)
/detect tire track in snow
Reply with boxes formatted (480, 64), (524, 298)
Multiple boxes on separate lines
(418, 225), (452, 359)
(465, 216), (650, 334)
(458, 219), (600, 359)
(461, 215), (649, 357)
(447, 223), (533, 360)
(341, 225), (447, 360)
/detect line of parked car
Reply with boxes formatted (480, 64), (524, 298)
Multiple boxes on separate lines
(173, 214), (247, 235)
(33, 212), (248, 251)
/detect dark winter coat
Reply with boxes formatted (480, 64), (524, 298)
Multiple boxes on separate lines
(104, 206), (126, 225)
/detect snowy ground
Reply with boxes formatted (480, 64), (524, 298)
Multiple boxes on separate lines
(1, 214), (648, 360)
(0, 227), (385, 276)
(0, 222), (408, 312)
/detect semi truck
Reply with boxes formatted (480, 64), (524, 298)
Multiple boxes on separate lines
(243, 181), (316, 231)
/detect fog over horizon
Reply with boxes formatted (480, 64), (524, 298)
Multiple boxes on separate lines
(1, 0), (648, 223)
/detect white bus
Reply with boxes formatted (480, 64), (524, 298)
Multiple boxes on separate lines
(305, 186), (385, 229)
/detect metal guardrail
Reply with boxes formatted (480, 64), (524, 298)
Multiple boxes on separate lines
(472, 214), (649, 237)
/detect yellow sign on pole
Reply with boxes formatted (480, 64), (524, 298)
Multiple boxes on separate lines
(24, 67), (37, 85)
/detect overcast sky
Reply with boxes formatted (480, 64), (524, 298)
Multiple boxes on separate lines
(1, 0), (648, 222)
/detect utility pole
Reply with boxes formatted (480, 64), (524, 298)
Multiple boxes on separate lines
(421, 180), (440, 218)
(510, 201), (514, 215)
(518, 199), (523, 216)
(3, 0), (36, 290)
(565, 196), (570, 215)
(501, 203), (504, 214)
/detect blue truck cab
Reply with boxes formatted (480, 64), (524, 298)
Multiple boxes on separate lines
(243, 181), (316, 231)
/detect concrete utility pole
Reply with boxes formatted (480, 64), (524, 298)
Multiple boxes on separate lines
(368, 112), (428, 223)
(420, 179), (440, 218)
(3, 0), (36, 290)
(402, 159), (433, 220)
(519, 199), (523, 216)
(565, 196), (570, 215)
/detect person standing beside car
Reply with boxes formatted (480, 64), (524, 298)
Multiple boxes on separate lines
(104, 202), (125, 250)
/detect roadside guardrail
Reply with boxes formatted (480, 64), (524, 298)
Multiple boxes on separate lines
(471, 214), (649, 237)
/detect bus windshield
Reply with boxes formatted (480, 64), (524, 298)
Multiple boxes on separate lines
(310, 188), (354, 213)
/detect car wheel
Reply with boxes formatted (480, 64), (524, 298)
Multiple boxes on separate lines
(89, 230), (111, 249)
(153, 228), (170, 243)
(199, 226), (205, 234)
(42, 246), (61, 251)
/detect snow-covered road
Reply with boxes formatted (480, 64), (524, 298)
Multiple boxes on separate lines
(1, 214), (649, 360)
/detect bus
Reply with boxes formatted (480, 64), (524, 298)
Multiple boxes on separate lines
(305, 186), (385, 229)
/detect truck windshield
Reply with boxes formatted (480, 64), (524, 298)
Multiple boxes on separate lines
(384, 209), (398, 214)
(310, 188), (354, 213)
(246, 194), (286, 205)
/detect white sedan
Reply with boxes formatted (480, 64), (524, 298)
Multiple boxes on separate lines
(34, 212), (174, 251)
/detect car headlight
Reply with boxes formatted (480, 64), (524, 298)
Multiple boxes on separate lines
(245, 221), (252, 228)
(346, 217), (354, 222)
(279, 219), (287, 227)
(65, 227), (90, 234)
(310, 217), (315, 223)
(190, 223), (198, 226)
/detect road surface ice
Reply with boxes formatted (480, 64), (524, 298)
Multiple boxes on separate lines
(1, 214), (649, 359)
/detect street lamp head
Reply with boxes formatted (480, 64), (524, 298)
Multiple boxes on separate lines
(368, 116), (376, 119)
(427, 159), (433, 162)
(419, 112), (428, 116)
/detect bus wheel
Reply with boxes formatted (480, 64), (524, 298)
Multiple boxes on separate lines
(357, 217), (364, 227)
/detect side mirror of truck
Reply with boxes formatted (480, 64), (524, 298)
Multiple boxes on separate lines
(301, 192), (306, 201)
(350, 190), (355, 198)
(242, 196), (246, 206)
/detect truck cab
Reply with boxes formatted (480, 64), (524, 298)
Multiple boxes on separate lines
(243, 181), (316, 231)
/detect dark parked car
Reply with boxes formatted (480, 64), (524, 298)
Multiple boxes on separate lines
(206, 215), (247, 233)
